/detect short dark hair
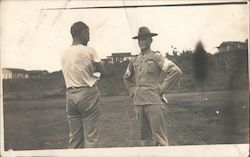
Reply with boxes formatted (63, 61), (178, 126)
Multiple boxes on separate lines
(70, 21), (89, 38)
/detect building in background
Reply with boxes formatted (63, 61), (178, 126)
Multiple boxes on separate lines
(111, 52), (132, 63)
(28, 70), (49, 79)
(101, 58), (113, 64)
(2, 68), (48, 79)
(104, 52), (132, 63)
(2, 68), (28, 79)
(216, 41), (248, 53)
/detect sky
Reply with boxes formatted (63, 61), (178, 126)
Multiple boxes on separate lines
(0, 0), (249, 72)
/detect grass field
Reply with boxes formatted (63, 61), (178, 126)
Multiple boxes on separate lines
(3, 90), (249, 150)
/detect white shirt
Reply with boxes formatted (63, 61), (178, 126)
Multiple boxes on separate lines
(61, 45), (101, 88)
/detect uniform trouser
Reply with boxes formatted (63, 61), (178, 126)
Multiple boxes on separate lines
(66, 86), (100, 148)
(135, 104), (169, 146)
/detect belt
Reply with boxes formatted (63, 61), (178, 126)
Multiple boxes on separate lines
(67, 86), (89, 90)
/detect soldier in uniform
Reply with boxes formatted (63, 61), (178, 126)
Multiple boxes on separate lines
(124, 26), (182, 146)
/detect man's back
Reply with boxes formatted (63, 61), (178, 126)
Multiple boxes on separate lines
(62, 21), (101, 148)
(61, 44), (100, 88)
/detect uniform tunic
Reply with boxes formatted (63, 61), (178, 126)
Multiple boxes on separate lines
(124, 51), (182, 105)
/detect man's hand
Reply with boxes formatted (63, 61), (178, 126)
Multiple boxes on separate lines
(93, 62), (105, 75)
(161, 94), (168, 104)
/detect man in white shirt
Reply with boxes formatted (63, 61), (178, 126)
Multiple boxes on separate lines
(61, 21), (104, 148)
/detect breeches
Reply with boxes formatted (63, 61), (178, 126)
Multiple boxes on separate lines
(135, 104), (168, 146)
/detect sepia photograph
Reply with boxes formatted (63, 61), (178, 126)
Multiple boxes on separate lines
(0, 0), (249, 156)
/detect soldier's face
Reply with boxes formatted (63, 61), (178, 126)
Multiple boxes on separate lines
(138, 37), (152, 51)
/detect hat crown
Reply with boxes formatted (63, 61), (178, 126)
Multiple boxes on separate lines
(138, 27), (152, 36)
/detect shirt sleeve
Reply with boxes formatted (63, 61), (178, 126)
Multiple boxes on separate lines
(162, 58), (178, 72)
(91, 48), (101, 63)
(159, 57), (182, 94)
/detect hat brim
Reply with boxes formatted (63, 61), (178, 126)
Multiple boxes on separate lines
(132, 33), (158, 39)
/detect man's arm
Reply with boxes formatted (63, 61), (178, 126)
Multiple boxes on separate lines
(92, 49), (106, 76)
(93, 62), (105, 75)
(124, 61), (136, 97)
(158, 57), (182, 95)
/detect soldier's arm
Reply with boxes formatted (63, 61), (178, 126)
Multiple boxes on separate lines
(124, 61), (136, 97)
(158, 57), (182, 95)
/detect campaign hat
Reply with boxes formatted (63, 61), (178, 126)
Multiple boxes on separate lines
(132, 26), (158, 39)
